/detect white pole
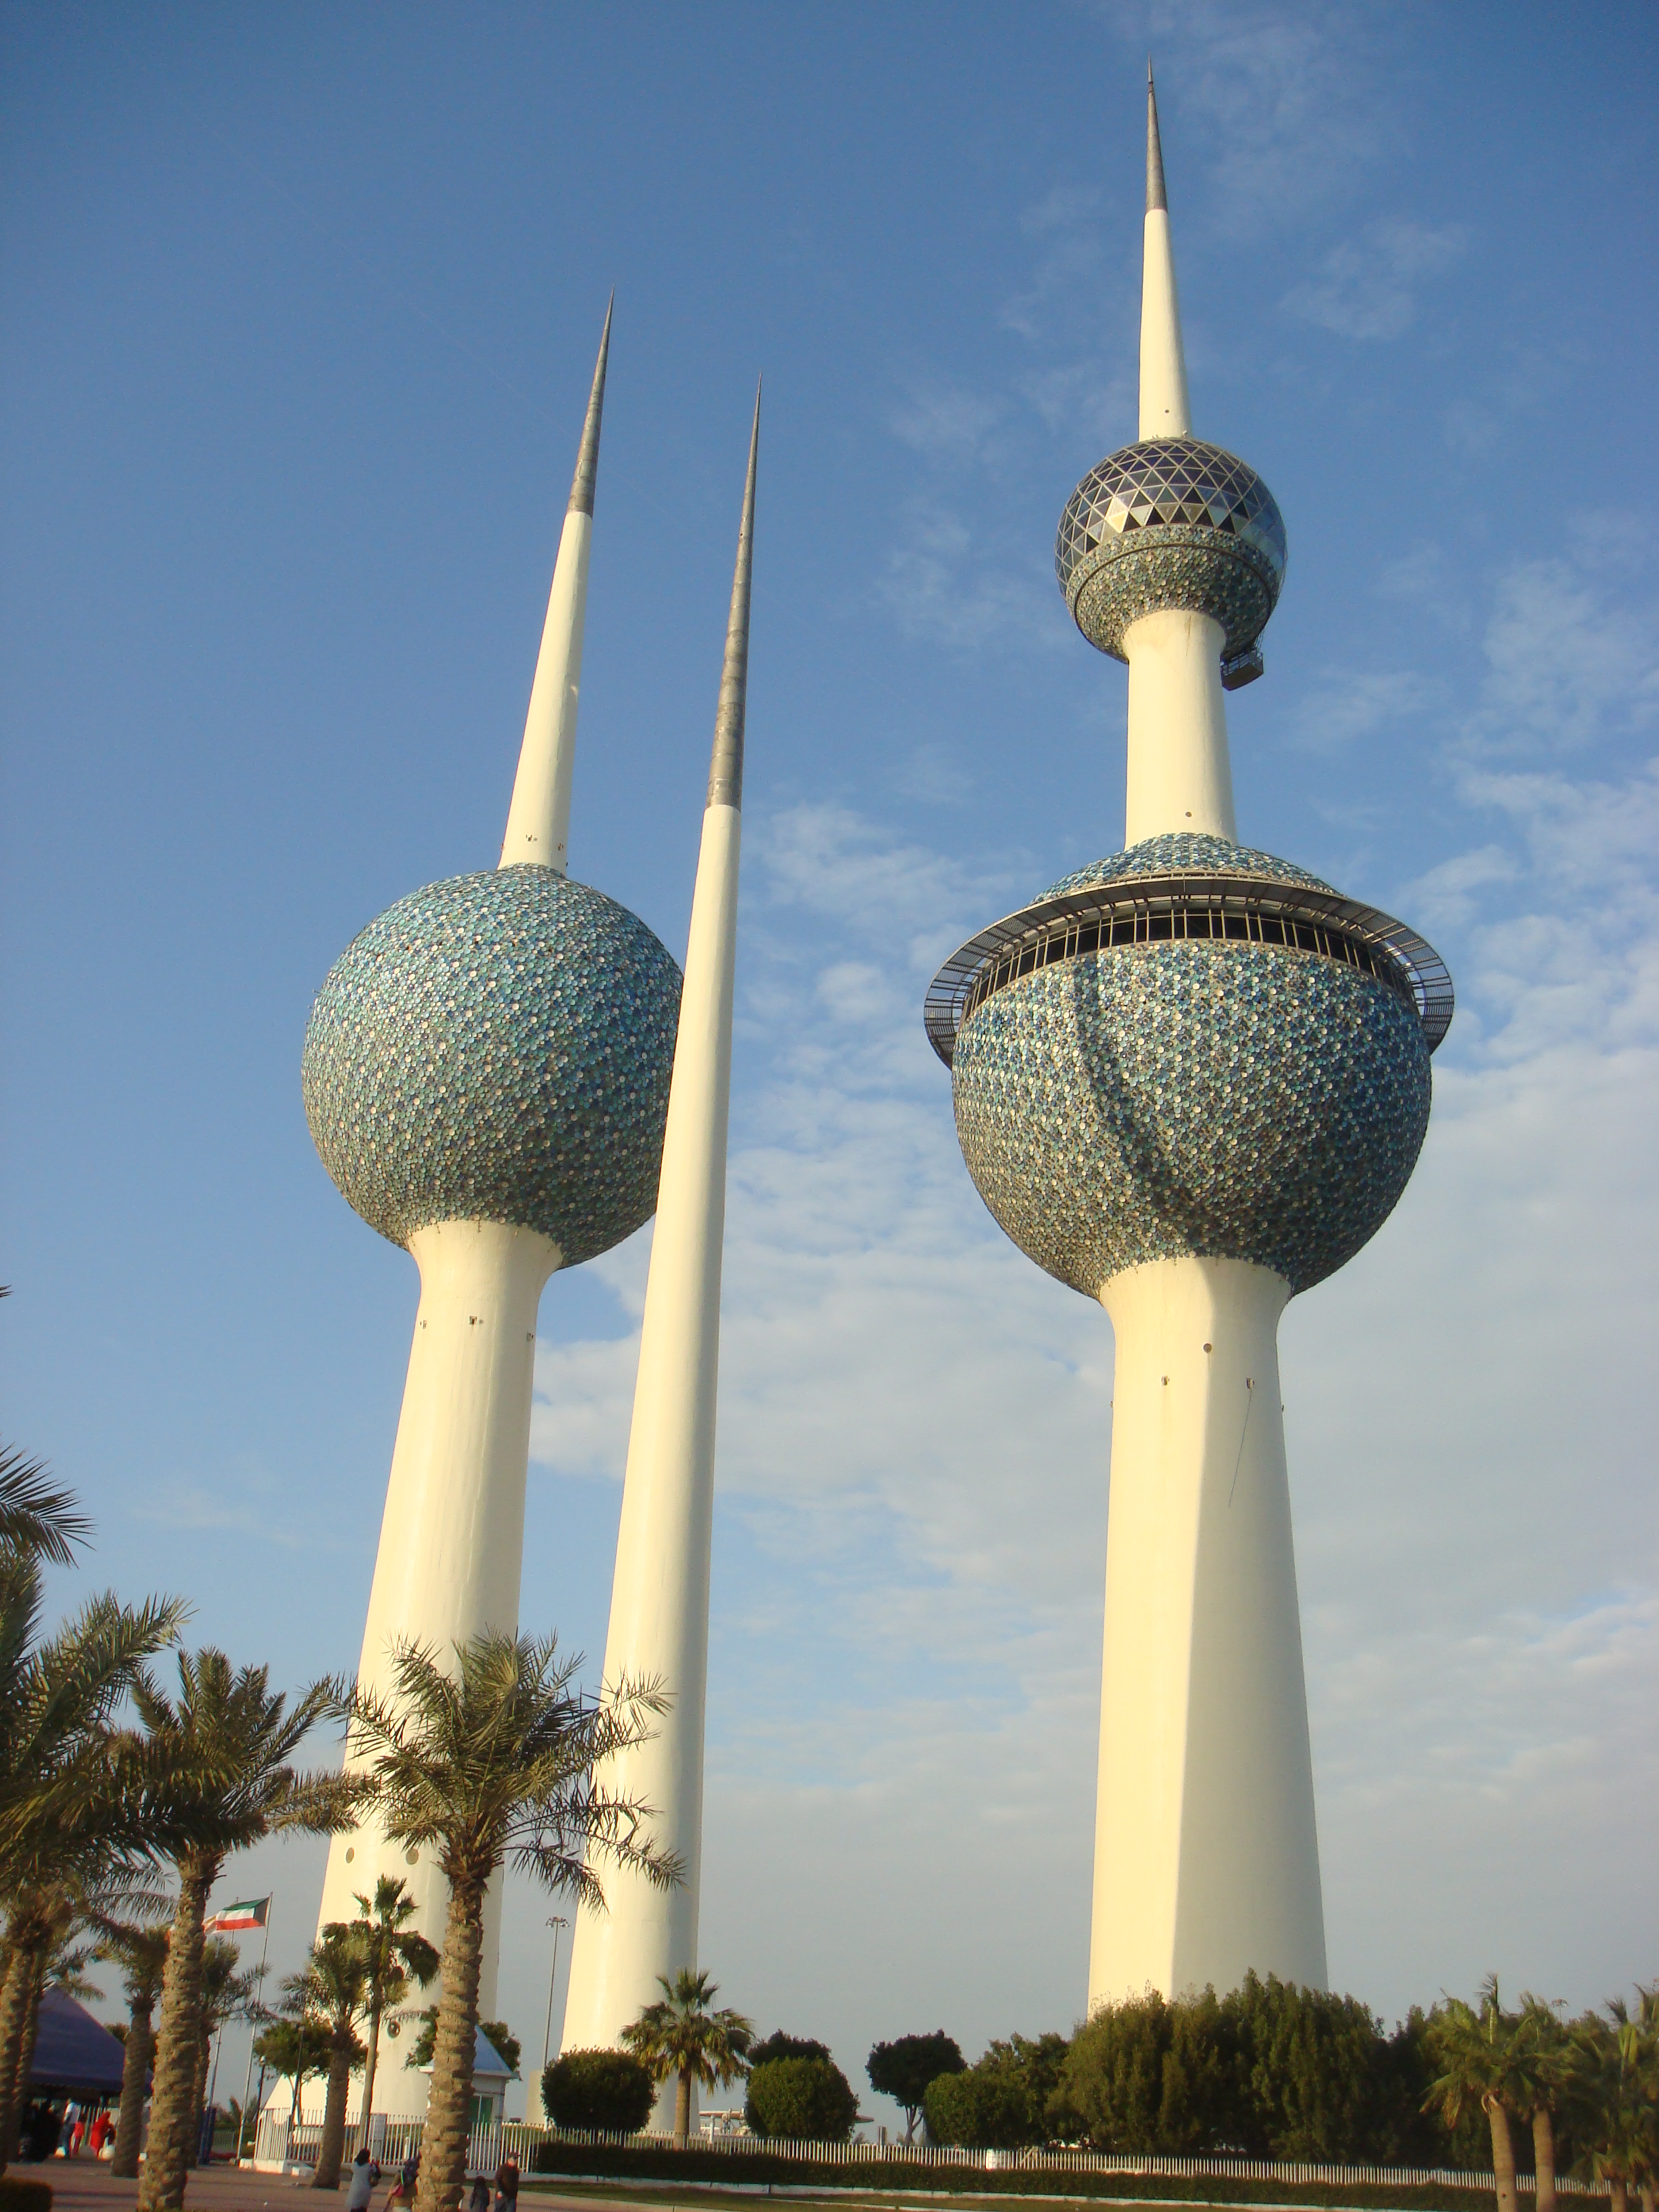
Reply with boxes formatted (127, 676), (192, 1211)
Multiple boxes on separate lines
(237, 1904), (272, 2164)
(559, 394), (760, 2103)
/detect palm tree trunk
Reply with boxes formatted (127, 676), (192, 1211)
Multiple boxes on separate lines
(1530, 2108), (1556, 2212)
(137, 1856), (217, 2212)
(415, 1875), (486, 2212)
(1484, 2097), (1519, 2212)
(0, 1936), (43, 2171)
(1608, 2184), (1627, 2212)
(357, 2003), (382, 2155)
(8, 1965), (47, 2158)
(313, 2037), (353, 2189)
(674, 2071), (691, 2148)
(112, 1999), (155, 2177)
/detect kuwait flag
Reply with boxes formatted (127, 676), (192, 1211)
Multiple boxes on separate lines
(205, 1898), (270, 1933)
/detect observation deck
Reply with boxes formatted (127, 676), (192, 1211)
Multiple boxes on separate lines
(926, 865), (1453, 1070)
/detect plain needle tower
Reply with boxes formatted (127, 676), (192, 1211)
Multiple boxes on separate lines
(300, 306), (683, 2108)
(560, 394), (760, 2095)
(925, 73), (1454, 2004)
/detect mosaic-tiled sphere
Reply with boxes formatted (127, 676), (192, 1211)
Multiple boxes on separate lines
(1055, 438), (1286, 661)
(949, 841), (1431, 1298)
(303, 867), (681, 1262)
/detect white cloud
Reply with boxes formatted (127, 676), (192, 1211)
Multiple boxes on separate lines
(1469, 559), (1659, 755)
(874, 498), (1067, 653)
(1285, 218), (1470, 341)
(1290, 666), (1443, 752)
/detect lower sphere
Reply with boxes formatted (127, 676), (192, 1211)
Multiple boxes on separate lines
(951, 939), (1431, 1297)
(302, 867), (682, 1262)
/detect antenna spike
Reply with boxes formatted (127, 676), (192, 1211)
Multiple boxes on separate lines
(707, 383), (760, 811)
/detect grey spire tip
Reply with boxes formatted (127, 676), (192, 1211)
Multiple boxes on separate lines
(707, 385), (760, 811)
(1146, 65), (1168, 214)
(567, 293), (613, 517)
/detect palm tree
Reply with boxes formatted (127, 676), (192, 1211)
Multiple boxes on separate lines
(129, 1651), (355, 2212)
(336, 1631), (678, 2212)
(285, 1925), (369, 2190)
(0, 1544), (185, 2173)
(1573, 1993), (1659, 2212)
(97, 1921), (171, 2177)
(621, 1969), (755, 2147)
(348, 1876), (438, 2152)
(254, 2015), (333, 2166)
(1511, 1994), (1572, 2212)
(1425, 1978), (1529, 2212)
(0, 1443), (90, 1565)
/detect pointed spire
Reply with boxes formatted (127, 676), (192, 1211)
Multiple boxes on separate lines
(567, 293), (613, 517)
(706, 384), (760, 811)
(1139, 65), (1191, 441)
(1146, 61), (1168, 213)
(499, 297), (614, 872)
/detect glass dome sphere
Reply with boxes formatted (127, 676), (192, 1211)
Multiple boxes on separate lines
(1056, 437), (1286, 661)
(302, 867), (681, 1263)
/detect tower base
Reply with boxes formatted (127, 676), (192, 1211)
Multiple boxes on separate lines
(1090, 1254), (1326, 2007)
(314, 1217), (560, 2056)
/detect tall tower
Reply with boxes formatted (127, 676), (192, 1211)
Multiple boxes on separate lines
(924, 73), (1453, 2005)
(300, 308), (683, 2104)
(558, 394), (760, 2093)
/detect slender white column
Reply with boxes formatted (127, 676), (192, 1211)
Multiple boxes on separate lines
(1088, 1255), (1326, 2007)
(316, 1218), (561, 2104)
(1123, 607), (1235, 843)
(558, 802), (739, 2057)
(500, 299), (612, 874)
(1139, 70), (1191, 442)
(559, 395), (758, 2093)
(1123, 75), (1234, 847)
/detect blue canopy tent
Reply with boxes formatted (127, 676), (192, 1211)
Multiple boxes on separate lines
(28, 1988), (127, 2098)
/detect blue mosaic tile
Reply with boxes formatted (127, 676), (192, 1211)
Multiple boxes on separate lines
(1040, 832), (1334, 901)
(302, 867), (682, 1263)
(951, 938), (1430, 1297)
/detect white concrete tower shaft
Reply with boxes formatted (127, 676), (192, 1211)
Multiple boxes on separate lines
(1087, 79), (1326, 2009)
(1124, 69), (1237, 849)
(312, 314), (615, 2102)
(558, 392), (760, 2083)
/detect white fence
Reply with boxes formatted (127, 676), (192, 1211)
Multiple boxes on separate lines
(251, 2114), (1612, 2197)
(534, 2131), (1610, 2194)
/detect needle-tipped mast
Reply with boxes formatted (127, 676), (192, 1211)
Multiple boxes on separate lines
(1139, 67), (1191, 441)
(556, 394), (760, 2085)
(499, 295), (613, 873)
(707, 384), (760, 811)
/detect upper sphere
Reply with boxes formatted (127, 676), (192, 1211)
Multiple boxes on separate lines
(1057, 438), (1286, 661)
(302, 867), (681, 1263)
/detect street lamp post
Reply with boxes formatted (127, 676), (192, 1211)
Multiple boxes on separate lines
(537, 1917), (569, 2124)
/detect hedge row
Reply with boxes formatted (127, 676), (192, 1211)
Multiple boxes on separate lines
(0, 2179), (52, 2212)
(525, 2140), (1516, 2211)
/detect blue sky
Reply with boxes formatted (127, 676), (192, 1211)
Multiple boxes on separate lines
(3, 0), (1655, 2126)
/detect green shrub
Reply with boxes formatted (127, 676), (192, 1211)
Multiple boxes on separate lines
(926, 2034), (1069, 2149)
(540, 2046), (655, 2132)
(0, 2179), (52, 2212)
(745, 2055), (860, 2142)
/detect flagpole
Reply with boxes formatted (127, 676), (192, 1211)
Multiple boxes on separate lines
(237, 1902), (272, 2165)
